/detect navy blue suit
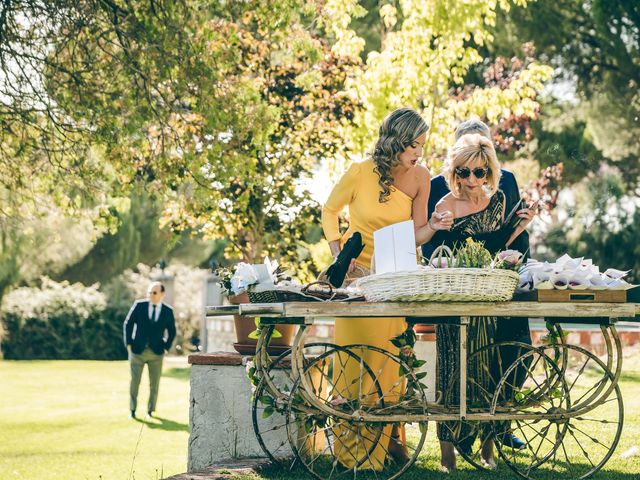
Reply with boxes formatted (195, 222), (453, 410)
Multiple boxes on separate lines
(123, 300), (176, 355)
(123, 299), (176, 414)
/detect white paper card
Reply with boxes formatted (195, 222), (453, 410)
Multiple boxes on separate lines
(252, 264), (275, 286)
(373, 220), (418, 274)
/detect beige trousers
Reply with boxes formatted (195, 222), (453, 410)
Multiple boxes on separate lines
(129, 347), (164, 413)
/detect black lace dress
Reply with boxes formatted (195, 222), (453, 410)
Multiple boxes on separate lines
(432, 190), (505, 442)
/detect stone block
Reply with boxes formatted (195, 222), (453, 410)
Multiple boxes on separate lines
(187, 353), (290, 471)
(413, 337), (437, 403)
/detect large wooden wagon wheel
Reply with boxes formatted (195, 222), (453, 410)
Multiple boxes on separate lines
(492, 344), (623, 480)
(442, 341), (539, 470)
(285, 344), (428, 480)
(251, 342), (337, 466)
(544, 324), (621, 411)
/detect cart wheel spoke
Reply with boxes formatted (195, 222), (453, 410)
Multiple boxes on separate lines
(493, 344), (623, 480)
(252, 342), (335, 467)
(286, 344), (427, 480)
(443, 342), (540, 471)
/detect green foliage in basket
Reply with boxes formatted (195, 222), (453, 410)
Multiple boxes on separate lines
(452, 238), (493, 268)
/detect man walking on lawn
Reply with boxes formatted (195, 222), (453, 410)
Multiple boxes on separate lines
(123, 281), (176, 419)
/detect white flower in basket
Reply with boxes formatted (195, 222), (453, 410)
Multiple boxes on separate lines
(230, 262), (260, 295)
(229, 257), (280, 295)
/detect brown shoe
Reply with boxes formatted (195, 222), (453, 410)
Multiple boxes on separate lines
(388, 435), (410, 464)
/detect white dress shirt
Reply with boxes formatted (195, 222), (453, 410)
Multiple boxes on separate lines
(148, 302), (163, 322)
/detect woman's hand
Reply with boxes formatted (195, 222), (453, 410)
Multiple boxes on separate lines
(429, 210), (454, 231)
(515, 200), (539, 230)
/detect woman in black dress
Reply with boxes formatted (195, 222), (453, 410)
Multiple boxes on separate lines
(427, 133), (535, 471)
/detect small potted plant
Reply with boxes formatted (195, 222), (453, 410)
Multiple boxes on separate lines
(217, 262), (295, 355)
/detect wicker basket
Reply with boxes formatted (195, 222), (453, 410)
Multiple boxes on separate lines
(246, 281), (356, 303)
(355, 245), (519, 302)
(247, 286), (318, 303)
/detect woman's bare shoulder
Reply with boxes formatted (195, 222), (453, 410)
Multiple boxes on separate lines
(436, 192), (456, 210)
(415, 164), (431, 179)
(413, 165), (431, 192)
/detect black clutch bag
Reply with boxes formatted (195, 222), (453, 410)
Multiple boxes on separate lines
(325, 232), (365, 288)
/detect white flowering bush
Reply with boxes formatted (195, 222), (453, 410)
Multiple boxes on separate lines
(2, 277), (106, 320)
(0, 278), (121, 359)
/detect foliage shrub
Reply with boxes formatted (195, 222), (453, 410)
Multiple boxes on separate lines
(1, 278), (128, 360)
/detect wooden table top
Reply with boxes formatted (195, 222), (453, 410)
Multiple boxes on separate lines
(206, 301), (640, 320)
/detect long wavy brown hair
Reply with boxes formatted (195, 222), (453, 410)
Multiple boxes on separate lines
(371, 108), (429, 203)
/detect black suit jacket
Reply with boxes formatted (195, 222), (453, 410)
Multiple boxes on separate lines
(123, 300), (176, 355)
(421, 169), (530, 260)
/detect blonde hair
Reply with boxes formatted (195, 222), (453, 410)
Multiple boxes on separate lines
(443, 133), (501, 198)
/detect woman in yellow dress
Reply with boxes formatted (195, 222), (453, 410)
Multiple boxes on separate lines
(321, 107), (453, 470)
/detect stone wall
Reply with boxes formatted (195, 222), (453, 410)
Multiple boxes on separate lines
(188, 353), (268, 470)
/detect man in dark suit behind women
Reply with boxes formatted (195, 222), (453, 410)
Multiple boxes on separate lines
(422, 119), (530, 450)
(123, 281), (176, 419)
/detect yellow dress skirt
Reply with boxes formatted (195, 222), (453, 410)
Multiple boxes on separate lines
(331, 266), (407, 470)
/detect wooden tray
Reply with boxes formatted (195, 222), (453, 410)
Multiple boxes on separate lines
(516, 289), (628, 303)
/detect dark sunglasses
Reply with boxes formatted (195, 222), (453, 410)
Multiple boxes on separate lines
(455, 167), (489, 179)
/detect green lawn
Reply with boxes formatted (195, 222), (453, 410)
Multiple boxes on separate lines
(1, 352), (639, 480)
(0, 359), (190, 480)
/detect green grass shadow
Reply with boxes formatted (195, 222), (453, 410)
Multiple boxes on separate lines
(162, 367), (190, 381)
(137, 416), (189, 432)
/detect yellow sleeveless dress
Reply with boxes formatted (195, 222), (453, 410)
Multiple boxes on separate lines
(322, 160), (412, 470)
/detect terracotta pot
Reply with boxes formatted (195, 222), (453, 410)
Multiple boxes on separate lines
(228, 292), (295, 355)
(413, 324), (435, 335)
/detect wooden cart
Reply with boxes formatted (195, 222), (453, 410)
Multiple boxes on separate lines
(206, 301), (640, 480)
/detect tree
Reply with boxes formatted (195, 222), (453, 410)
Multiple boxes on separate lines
(59, 192), (174, 285)
(158, 41), (361, 268)
(490, 0), (640, 184)
(1, 1), (554, 288)
(333, 0), (553, 168)
(1, 1), (358, 282)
